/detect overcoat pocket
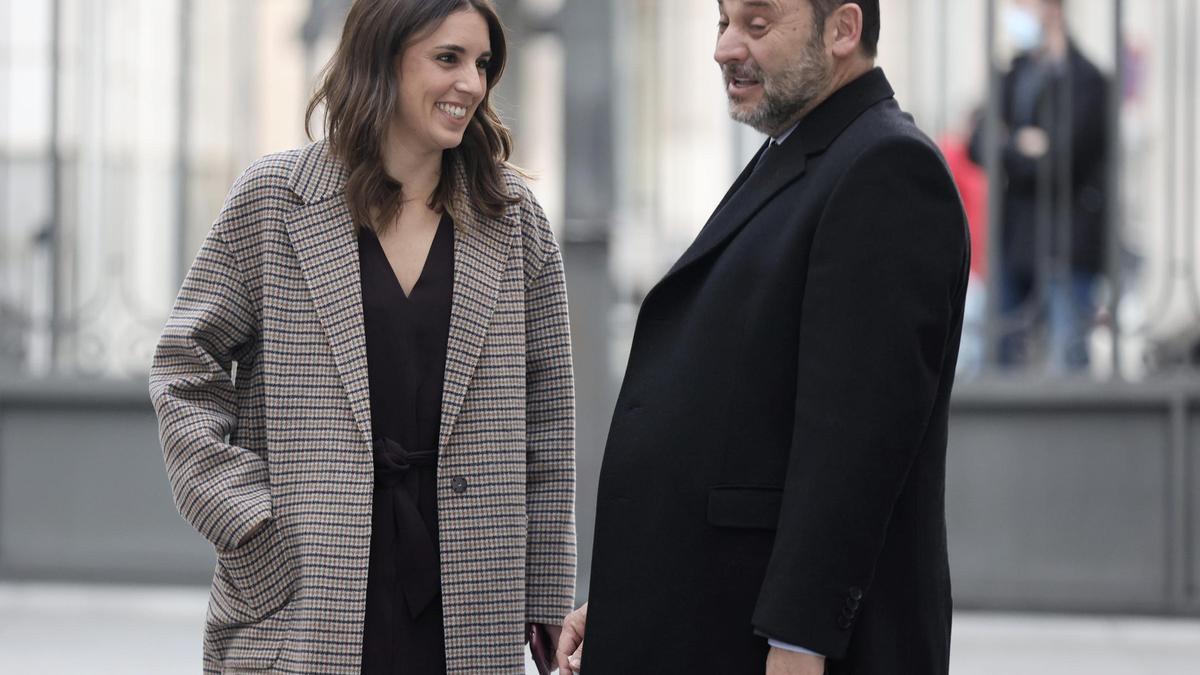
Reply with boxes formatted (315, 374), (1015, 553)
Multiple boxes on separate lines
(707, 485), (783, 530)
(209, 518), (296, 626)
(210, 598), (294, 672)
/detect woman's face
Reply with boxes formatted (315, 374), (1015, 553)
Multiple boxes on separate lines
(392, 9), (492, 155)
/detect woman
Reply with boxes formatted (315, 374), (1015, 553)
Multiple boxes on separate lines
(149, 1), (575, 672)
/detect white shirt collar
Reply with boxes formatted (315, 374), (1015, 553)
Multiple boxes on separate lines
(771, 121), (801, 146)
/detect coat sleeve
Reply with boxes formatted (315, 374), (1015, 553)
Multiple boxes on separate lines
(521, 192), (578, 625)
(751, 138), (968, 657)
(149, 174), (271, 553)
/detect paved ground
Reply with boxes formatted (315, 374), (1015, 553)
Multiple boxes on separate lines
(1, 583), (1198, 674)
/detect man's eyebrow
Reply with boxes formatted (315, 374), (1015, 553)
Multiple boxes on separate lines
(718, 0), (779, 11)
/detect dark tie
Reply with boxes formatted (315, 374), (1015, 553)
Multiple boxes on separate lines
(754, 141), (777, 173)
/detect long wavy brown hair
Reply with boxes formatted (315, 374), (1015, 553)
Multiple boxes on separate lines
(306, 0), (519, 231)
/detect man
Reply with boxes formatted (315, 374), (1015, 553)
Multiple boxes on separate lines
(969, 0), (1108, 372)
(559, 1), (968, 673)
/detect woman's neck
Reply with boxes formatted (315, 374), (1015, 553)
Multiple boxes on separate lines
(381, 131), (443, 208)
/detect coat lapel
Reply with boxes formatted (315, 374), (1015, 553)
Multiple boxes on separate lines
(437, 164), (514, 450)
(281, 144), (515, 452)
(658, 68), (897, 286)
(664, 139), (808, 278)
(284, 142), (372, 446)
(693, 138), (773, 244)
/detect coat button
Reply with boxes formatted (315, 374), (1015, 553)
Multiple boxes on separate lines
(845, 597), (860, 611)
(451, 476), (469, 494)
(848, 586), (864, 601)
(837, 615), (853, 630)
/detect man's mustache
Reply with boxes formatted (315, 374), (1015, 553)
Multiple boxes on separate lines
(723, 63), (763, 82)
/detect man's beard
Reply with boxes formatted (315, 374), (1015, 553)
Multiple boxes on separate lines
(724, 31), (832, 137)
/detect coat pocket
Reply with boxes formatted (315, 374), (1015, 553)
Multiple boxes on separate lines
(209, 518), (297, 626)
(707, 485), (783, 530)
(209, 598), (294, 672)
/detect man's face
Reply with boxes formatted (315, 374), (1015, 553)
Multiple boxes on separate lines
(715, 0), (834, 137)
(1013, 0), (1063, 28)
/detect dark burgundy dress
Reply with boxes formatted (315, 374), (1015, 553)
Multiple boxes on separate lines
(358, 213), (453, 674)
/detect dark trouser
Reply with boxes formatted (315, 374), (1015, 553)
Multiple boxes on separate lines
(998, 267), (1097, 373)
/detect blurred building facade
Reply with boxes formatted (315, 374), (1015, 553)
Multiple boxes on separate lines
(2, 0), (1200, 617)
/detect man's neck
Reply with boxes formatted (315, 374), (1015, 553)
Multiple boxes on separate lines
(1040, 29), (1069, 63)
(828, 58), (876, 100)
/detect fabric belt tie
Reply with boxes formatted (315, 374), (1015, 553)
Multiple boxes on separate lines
(372, 435), (439, 619)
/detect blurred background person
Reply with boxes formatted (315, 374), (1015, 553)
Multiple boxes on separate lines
(970, 0), (1109, 374)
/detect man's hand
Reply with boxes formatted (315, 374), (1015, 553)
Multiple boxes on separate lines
(766, 646), (826, 675)
(1015, 125), (1050, 158)
(556, 602), (587, 674)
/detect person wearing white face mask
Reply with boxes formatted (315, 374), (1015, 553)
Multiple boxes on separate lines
(1004, 2), (1045, 53)
(970, 0), (1110, 374)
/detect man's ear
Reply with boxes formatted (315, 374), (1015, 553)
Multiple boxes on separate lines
(826, 3), (864, 58)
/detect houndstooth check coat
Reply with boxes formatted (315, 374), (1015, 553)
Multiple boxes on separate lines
(149, 140), (576, 674)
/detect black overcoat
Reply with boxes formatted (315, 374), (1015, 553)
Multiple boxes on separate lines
(585, 69), (970, 675)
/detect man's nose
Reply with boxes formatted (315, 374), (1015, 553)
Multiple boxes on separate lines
(714, 28), (748, 66)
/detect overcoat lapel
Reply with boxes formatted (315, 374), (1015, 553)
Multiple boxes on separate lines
(283, 181), (373, 447)
(664, 139), (808, 279)
(280, 143), (513, 453)
(438, 167), (513, 450)
(658, 68), (896, 286)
